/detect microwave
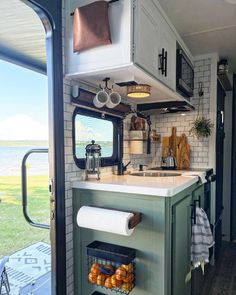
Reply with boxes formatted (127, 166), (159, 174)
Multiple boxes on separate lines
(176, 43), (194, 98)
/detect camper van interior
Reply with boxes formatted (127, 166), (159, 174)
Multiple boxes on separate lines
(0, 0), (236, 294)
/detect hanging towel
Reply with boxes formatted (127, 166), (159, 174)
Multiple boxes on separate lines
(73, 1), (112, 52)
(191, 207), (214, 269)
(185, 207), (214, 283)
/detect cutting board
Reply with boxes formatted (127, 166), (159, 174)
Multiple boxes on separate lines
(177, 133), (190, 169)
(169, 127), (178, 158)
(161, 127), (190, 169)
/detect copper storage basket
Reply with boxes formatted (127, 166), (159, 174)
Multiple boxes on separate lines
(87, 241), (136, 294)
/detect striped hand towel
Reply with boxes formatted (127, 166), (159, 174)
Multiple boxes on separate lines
(191, 207), (214, 270)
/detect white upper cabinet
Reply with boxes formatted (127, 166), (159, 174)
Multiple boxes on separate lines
(133, 0), (176, 90)
(65, 0), (193, 101)
(65, 0), (132, 76)
(158, 19), (176, 90)
(133, 0), (162, 79)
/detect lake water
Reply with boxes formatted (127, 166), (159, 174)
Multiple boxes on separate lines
(0, 144), (49, 176)
(0, 141), (113, 176)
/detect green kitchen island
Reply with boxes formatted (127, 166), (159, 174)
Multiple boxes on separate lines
(72, 174), (205, 295)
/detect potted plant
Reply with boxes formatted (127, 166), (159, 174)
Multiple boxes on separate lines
(189, 82), (214, 139)
(190, 116), (214, 139)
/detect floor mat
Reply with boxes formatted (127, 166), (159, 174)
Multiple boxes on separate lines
(5, 242), (51, 295)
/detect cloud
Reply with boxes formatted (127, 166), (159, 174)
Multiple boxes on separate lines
(75, 120), (111, 142)
(0, 114), (48, 140)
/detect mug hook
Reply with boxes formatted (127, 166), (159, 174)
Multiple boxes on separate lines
(99, 77), (112, 91)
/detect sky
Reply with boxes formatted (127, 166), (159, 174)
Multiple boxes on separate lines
(75, 115), (113, 142)
(0, 59), (113, 142)
(0, 60), (48, 140)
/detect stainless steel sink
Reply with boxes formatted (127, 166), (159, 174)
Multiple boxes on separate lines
(130, 172), (182, 177)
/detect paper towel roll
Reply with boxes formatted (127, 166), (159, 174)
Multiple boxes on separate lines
(77, 206), (135, 236)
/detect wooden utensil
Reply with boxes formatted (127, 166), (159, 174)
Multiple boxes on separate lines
(177, 133), (190, 169)
(162, 137), (170, 157)
(161, 127), (190, 169)
(169, 127), (178, 158)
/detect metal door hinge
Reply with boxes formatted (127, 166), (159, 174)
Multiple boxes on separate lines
(133, 0), (137, 9)
(132, 43), (136, 55)
(49, 179), (55, 204)
(51, 210), (55, 221)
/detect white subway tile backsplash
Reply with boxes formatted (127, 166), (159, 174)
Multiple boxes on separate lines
(148, 57), (212, 168)
(195, 60), (204, 67)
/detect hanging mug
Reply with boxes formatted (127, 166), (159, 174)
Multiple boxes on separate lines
(93, 89), (109, 108)
(106, 91), (121, 108)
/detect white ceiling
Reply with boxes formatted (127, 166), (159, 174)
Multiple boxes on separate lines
(0, 0), (46, 73)
(158, 0), (236, 71)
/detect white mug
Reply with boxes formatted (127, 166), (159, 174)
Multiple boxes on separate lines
(93, 89), (109, 108)
(106, 91), (121, 108)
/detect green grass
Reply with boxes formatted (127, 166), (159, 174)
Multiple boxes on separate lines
(0, 175), (50, 258)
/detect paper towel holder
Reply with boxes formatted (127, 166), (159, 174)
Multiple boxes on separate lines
(128, 212), (142, 229)
(90, 206), (142, 229)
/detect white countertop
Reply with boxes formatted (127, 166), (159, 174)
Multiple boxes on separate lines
(72, 172), (200, 197)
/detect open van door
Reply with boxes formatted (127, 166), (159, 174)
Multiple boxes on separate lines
(0, 1), (66, 294)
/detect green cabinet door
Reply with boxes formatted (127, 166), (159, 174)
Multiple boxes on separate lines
(171, 193), (192, 295)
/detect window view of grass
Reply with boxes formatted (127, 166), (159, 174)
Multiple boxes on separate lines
(0, 175), (50, 258)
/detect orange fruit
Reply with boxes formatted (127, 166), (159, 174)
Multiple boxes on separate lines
(97, 274), (106, 286)
(121, 263), (133, 273)
(122, 282), (134, 291)
(91, 263), (101, 273)
(104, 277), (112, 289)
(88, 272), (97, 284)
(123, 273), (135, 283)
(91, 263), (100, 270)
(115, 267), (127, 281)
(91, 267), (101, 276)
(111, 274), (122, 288)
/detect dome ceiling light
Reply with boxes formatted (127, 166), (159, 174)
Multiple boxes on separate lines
(127, 84), (151, 98)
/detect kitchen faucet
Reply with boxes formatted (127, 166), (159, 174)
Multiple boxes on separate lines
(117, 161), (131, 175)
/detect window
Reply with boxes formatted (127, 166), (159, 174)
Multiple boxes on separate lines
(73, 107), (122, 168)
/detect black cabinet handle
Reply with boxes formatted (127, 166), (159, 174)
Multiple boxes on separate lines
(191, 196), (201, 225)
(158, 49), (168, 76)
(164, 50), (167, 77)
(158, 48), (165, 75)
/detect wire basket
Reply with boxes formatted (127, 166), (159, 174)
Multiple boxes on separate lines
(87, 241), (136, 294)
